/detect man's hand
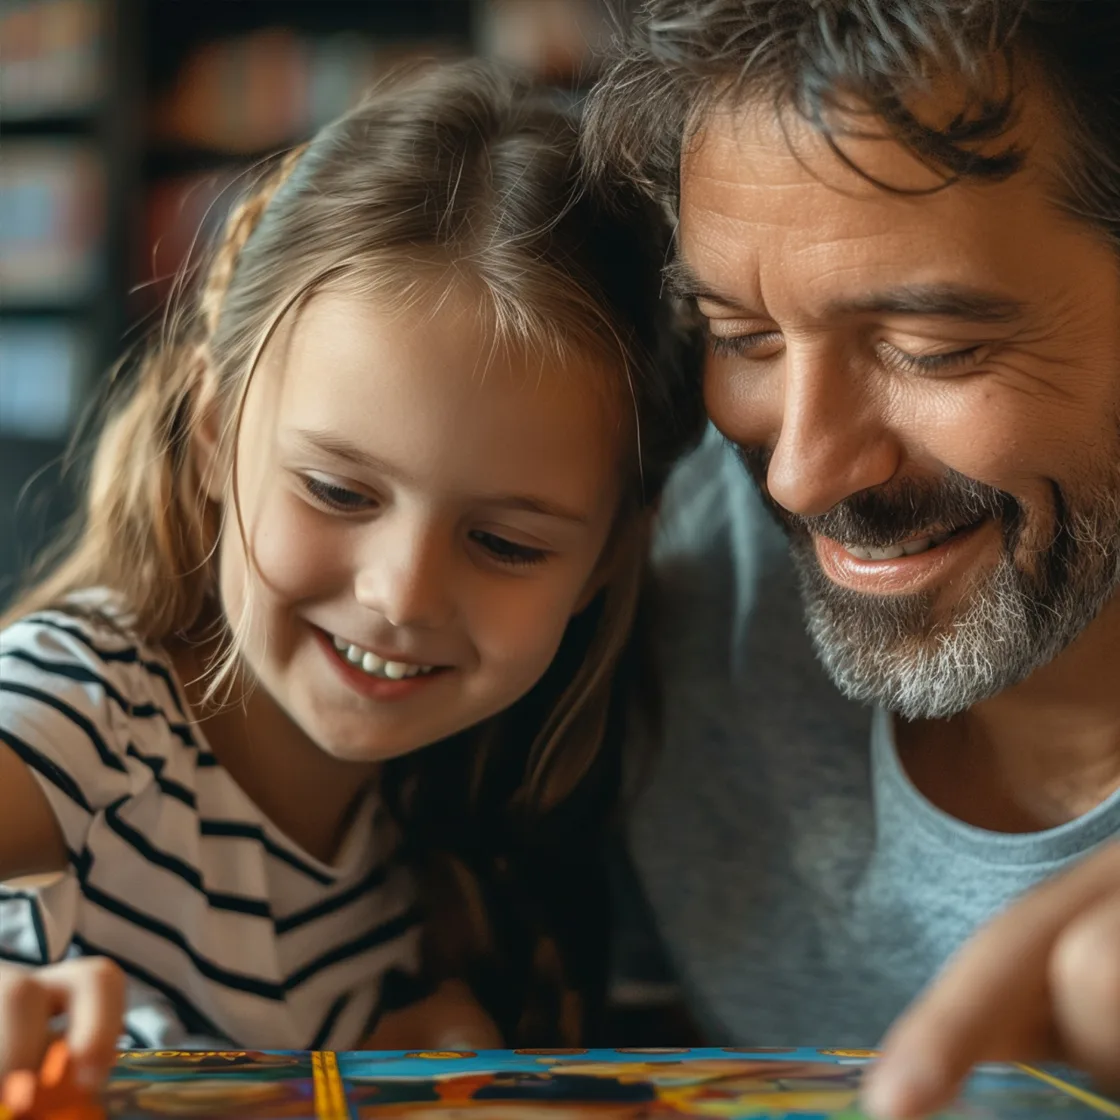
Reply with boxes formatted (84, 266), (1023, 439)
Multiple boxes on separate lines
(863, 840), (1120, 1119)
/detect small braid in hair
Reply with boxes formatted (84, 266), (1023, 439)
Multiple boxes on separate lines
(200, 143), (309, 340)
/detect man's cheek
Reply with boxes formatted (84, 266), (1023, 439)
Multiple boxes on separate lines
(703, 360), (772, 446)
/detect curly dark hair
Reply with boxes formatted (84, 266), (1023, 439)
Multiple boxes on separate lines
(584, 0), (1120, 246)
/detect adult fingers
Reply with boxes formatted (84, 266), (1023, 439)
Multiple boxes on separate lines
(863, 842), (1119, 1119)
(1051, 887), (1120, 1092)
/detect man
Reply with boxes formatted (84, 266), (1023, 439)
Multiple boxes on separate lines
(583, 3), (1120, 1117)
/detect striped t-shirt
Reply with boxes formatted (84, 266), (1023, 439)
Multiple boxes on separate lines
(0, 604), (423, 1050)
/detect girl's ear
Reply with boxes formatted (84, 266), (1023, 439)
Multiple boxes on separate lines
(572, 511), (651, 616)
(191, 349), (225, 503)
(572, 569), (608, 617)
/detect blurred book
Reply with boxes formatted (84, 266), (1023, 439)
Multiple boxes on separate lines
(0, 319), (89, 438)
(0, 142), (105, 306)
(0, 0), (103, 120)
(478, 0), (609, 84)
(148, 27), (462, 156)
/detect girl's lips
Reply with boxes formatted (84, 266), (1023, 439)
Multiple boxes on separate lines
(813, 518), (995, 595)
(313, 628), (450, 701)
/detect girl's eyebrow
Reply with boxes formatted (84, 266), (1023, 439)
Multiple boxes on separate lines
(292, 429), (590, 524)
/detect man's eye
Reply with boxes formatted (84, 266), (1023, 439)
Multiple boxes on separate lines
(705, 328), (784, 359)
(302, 475), (372, 511)
(879, 342), (983, 376)
(469, 530), (549, 567)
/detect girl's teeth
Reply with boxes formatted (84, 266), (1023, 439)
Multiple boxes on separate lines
(331, 636), (433, 680)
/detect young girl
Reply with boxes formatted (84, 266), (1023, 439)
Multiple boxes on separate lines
(0, 61), (702, 1085)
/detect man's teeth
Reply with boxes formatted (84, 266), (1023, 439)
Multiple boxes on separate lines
(844, 529), (955, 561)
(330, 636), (435, 679)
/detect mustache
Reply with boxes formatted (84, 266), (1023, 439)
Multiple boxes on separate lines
(735, 443), (1021, 549)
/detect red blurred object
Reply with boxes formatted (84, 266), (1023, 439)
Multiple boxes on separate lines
(0, 1041), (105, 1120)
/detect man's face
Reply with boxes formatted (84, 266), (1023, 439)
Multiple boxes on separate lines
(677, 90), (1120, 718)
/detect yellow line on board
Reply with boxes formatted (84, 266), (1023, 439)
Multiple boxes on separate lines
(1015, 1063), (1120, 1118)
(312, 1050), (350, 1120)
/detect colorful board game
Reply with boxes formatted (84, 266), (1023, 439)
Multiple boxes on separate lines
(5, 1047), (1117, 1120)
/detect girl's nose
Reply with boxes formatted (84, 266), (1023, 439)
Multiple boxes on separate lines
(353, 522), (454, 630)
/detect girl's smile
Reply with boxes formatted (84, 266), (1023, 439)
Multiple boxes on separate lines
(316, 626), (450, 702)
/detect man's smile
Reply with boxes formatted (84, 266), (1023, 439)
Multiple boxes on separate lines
(812, 518), (996, 595)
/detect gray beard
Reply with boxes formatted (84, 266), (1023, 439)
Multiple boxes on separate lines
(789, 491), (1120, 720)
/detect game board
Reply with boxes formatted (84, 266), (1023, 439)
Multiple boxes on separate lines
(4, 1047), (1119, 1120)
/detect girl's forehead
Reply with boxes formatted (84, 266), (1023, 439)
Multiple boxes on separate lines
(268, 280), (626, 426)
(241, 286), (628, 517)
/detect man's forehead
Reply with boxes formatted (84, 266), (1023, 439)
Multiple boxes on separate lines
(675, 92), (1067, 314)
(679, 63), (1061, 207)
(684, 99), (966, 207)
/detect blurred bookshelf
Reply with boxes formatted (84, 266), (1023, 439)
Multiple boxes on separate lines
(1, 0), (615, 607)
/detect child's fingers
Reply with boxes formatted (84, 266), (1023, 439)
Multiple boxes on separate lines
(41, 958), (125, 1087)
(0, 968), (57, 1075)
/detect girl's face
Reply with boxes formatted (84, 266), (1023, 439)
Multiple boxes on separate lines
(210, 284), (624, 763)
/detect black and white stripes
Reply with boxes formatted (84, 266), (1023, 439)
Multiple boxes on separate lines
(0, 607), (422, 1050)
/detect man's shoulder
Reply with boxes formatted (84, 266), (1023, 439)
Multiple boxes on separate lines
(652, 428), (800, 651)
(655, 427), (780, 561)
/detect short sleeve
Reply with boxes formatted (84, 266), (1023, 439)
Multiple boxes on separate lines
(1, 612), (142, 865)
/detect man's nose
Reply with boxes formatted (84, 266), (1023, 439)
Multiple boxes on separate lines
(736, 341), (903, 516)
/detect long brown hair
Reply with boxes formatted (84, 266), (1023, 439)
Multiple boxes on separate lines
(4, 61), (704, 1042)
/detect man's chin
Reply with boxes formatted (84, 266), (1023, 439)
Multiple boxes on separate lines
(790, 544), (1038, 720)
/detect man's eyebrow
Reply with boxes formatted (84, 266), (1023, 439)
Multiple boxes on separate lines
(663, 257), (755, 313)
(292, 430), (589, 524)
(824, 284), (1027, 323)
(666, 258), (1026, 326)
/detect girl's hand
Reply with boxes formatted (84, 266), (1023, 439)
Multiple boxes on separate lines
(0, 958), (125, 1088)
(362, 979), (504, 1051)
(864, 840), (1120, 1119)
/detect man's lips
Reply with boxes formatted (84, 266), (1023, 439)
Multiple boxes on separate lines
(812, 518), (994, 595)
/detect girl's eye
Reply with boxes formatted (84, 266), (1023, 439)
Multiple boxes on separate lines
(469, 530), (549, 567)
(705, 328), (784, 360)
(878, 342), (983, 376)
(302, 475), (373, 512)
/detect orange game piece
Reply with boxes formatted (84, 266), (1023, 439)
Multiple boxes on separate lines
(0, 1042), (105, 1120)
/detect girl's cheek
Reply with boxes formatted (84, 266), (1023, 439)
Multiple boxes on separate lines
(238, 488), (350, 603)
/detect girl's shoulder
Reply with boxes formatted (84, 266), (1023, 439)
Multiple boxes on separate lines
(1, 592), (198, 786)
(2, 591), (186, 710)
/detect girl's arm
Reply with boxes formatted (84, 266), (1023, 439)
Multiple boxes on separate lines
(0, 743), (68, 882)
(361, 979), (503, 1050)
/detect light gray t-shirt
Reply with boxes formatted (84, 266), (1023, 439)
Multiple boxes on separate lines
(624, 428), (1120, 1046)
